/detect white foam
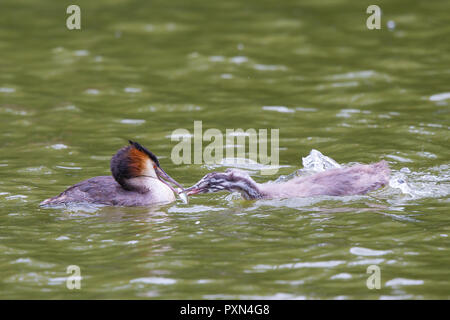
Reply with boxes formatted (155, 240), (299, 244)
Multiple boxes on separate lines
(350, 247), (392, 256)
(262, 106), (294, 113)
(429, 92), (450, 101)
(385, 278), (424, 287)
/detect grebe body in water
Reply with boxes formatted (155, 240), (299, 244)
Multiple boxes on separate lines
(40, 141), (183, 206)
(184, 161), (390, 200)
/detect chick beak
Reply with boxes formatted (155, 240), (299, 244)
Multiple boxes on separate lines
(155, 166), (184, 194)
(182, 185), (201, 196)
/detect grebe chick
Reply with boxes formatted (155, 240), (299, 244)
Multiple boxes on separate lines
(184, 161), (390, 200)
(40, 140), (184, 206)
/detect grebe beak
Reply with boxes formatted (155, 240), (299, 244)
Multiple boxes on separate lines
(181, 183), (205, 196)
(181, 185), (197, 195)
(155, 166), (184, 194)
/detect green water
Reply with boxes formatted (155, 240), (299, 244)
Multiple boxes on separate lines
(1, 0), (449, 299)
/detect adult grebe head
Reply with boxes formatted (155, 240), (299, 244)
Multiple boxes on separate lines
(111, 140), (183, 194)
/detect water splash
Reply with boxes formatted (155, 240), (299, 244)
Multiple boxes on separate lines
(301, 149), (341, 172)
(389, 169), (414, 196)
(274, 150), (341, 183)
(389, 164), (450, 199)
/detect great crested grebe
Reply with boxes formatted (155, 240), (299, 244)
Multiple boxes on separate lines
(184, 161), (390, 200)
(40, 141), (184, 206)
